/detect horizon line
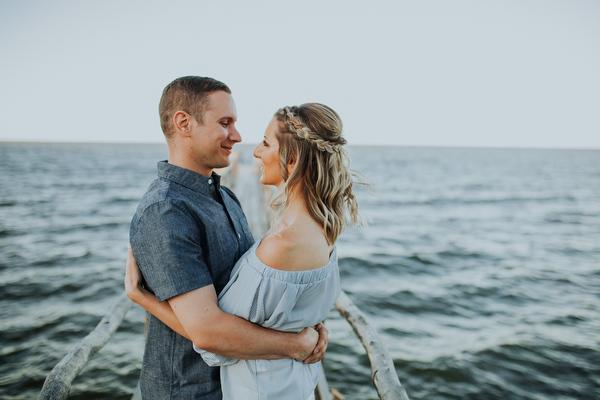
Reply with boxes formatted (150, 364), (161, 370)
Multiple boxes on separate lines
(0, 139), (598, 151)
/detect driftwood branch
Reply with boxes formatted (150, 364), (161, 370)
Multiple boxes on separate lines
(38, 292), (133, 400)
(335, 291), (410, 400)
(315, 363), (333, 400)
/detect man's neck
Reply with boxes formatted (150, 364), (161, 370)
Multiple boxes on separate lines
(167, 148), (212, 177)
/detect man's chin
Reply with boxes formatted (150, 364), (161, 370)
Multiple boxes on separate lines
(213, 159), (231, 172)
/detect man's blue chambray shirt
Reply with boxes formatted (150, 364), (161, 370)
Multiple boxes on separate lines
(129, 161), (254, 400)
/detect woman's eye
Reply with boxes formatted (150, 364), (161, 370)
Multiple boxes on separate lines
(263, 140), (268, 146)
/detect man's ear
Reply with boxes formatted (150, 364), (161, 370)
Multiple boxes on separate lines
(173, 111), (192, 137)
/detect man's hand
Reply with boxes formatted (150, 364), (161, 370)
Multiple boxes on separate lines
(303, 322), (329, 364)
(293, 326), (319, 362)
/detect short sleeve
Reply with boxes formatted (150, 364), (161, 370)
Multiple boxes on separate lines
(130, 200), (212, 302)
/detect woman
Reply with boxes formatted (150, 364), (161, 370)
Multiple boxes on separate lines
(126, 103), (364, 399)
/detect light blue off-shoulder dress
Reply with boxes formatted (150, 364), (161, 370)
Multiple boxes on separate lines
(193, 238), (341, 400)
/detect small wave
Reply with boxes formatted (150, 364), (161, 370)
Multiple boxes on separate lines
(546, 314), (587, 326)
(543, 210), (599, 225)
(0, 200), (17, 207)
(72, 283), (121, 302)
(406, 253), (437, 265)
(108, 196), (140, 203)
(349, 289), (468, 318)
(0, 280), (87, 300)
(471, 341), (600, 398)
(437, 250), (486, 259)
(448, 283), (504, 299)
(383, 326), (434, 338)
(402, 356), (473, 384)
(544, 216), (585, 225)
(47, 221), (126, 234)
(340, 253), (445, 279)
(1, 312), (98, 344)
(396, 339), (600, 399)
(47, 314), (104, 341)
(0, 228), (13, 238)
(31, 250), (92, 267)
(383, 194), (578, 209)
(338, 256), (400, 277)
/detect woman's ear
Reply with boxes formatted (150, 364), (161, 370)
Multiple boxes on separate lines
(173, 111), (192, 137)
(287, 154), (296, 175)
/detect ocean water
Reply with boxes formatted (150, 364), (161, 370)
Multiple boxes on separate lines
(0, 142), (598, 400)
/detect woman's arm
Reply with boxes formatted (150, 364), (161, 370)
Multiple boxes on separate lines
(124, 245), (190, 340)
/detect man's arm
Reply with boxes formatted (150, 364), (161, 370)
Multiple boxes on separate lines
(168, 285), (318, 361)
(125, 246), (323, 362)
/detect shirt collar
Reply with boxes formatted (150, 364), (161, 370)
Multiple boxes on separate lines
(157, 160), (221, 195)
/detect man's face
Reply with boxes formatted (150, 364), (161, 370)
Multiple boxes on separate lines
(189, 91), (241, 176)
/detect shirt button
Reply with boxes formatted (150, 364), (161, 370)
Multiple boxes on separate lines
(208, 178), (213, 185)
(238, 233), (241, 239)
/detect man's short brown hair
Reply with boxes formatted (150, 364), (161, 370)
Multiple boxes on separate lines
(158, 76), (231, 138)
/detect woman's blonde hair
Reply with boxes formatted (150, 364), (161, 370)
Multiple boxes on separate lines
(269, 103), (366, 245)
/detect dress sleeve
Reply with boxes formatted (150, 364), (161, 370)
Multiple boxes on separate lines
(214, 257), (305, 332)
(192, 344), (238, 366)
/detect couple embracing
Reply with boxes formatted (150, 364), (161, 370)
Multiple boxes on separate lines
(125, 76), (364, 399)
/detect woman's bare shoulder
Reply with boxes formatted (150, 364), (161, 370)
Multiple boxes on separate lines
(256, 233), (295, 271)
(257, 225), (331, 271)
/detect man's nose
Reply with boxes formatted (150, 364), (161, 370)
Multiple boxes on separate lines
(230, 127), (242, 143)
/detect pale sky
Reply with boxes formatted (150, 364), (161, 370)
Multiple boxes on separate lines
(1, 0), (599, 148)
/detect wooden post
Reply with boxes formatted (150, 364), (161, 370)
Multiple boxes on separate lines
(234, 162), (272, 238)
(335, 291), (410, 400)
(37, 293), (132, 400)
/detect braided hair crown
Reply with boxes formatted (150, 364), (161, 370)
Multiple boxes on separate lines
(277, 104), (347, 153)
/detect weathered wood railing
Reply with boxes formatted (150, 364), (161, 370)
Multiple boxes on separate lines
(37, 159), (409, 400)
(335, 292), (410, 400)
(37, 293), (132, 400)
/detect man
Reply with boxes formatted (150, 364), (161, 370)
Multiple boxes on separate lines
(129, 76), (325, 399)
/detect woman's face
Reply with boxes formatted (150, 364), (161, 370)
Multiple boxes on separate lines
(253, 118), (284, 187)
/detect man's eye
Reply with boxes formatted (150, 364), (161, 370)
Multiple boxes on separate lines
(221, 122), (229, 127)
